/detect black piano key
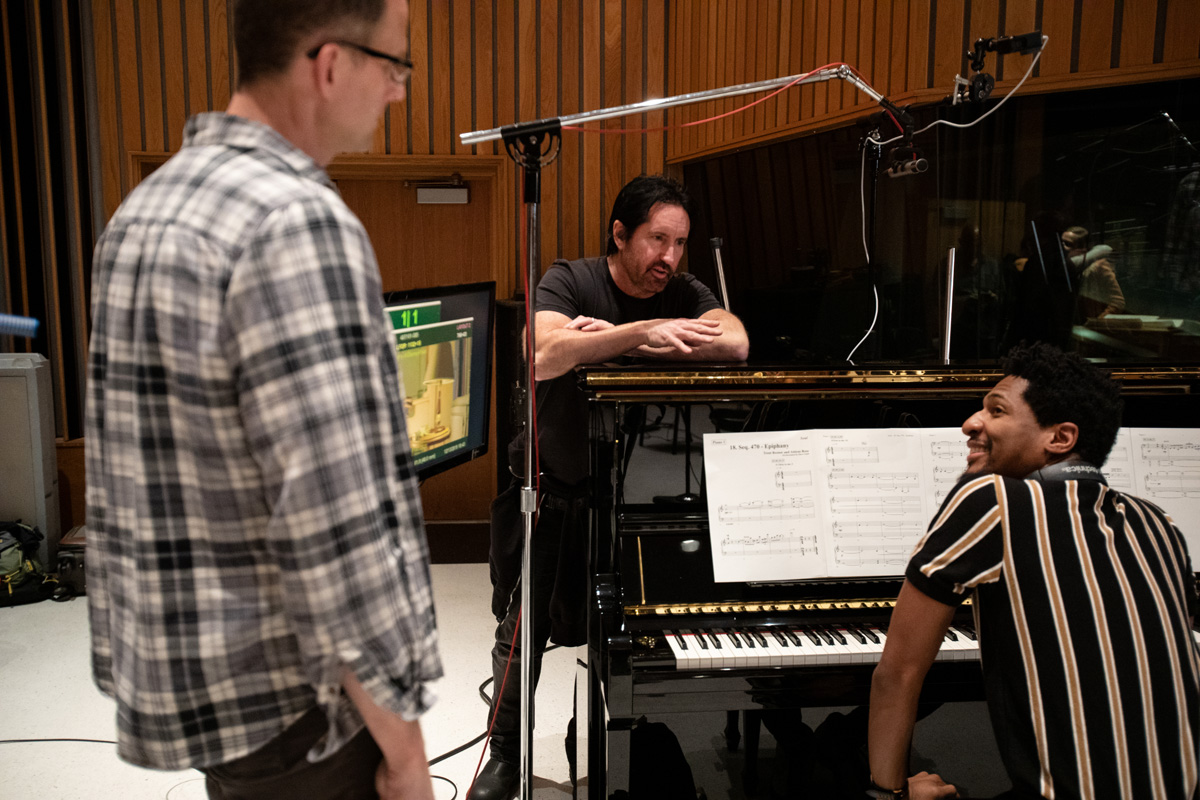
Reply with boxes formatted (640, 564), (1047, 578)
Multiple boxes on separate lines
(725, 628), (744, 648)
(804, 627), (823, 646)
(771, 629), (790, 647)
(825, 625), (847, 645)
(704, 630), (723, 649)
(739, 628), (760, 648)
(944, 628), (958, 642)
(785, 628), (805, 647)
(958, 624), (978, 641)
(846, 625), (867, 645)
(674, 629), (688, 650)
(749, 628), (769, 647)
(860, 626), (880, 644)
(816, 627), (836, 646)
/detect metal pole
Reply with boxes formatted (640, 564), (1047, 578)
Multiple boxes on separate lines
(460, 66), (876, 146)
(943, 247), (956, 365)
(518, 148), (543, 800)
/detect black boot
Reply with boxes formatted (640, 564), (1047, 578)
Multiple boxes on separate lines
(467, 758), (520, 800)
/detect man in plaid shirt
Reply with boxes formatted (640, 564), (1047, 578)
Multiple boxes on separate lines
(85, 1), (441, 797)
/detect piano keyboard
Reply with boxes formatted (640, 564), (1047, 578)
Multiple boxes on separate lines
(663, 624), (979, 670)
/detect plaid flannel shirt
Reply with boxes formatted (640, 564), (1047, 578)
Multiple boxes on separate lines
(85, 112), (442, 770)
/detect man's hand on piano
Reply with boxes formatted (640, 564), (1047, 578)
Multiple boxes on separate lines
(563, 314), (615, 331)
(908, 771), (959, 799)
(642, 317), (723, 353)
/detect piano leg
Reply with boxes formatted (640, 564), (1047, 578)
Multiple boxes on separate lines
(743, 709), (762, 795)
(724, 710), (741, 752)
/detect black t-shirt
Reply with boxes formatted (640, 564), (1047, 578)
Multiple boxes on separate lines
(526, 256), (721, 490)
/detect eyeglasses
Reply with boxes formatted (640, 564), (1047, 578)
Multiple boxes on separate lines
(306, 40), (413, 84)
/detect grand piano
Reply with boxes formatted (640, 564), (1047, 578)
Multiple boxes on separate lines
(575, 363), (1200, 799)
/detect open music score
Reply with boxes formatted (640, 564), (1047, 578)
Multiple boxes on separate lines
(703, 428), (967, 582)
(1103, 429), (1200, 557)
(704, 427), (1200, 583)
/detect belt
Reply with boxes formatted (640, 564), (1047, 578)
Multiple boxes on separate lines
(540, 492), (589, 512)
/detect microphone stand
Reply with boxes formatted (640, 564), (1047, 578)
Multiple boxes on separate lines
(460, 63), (905, 800)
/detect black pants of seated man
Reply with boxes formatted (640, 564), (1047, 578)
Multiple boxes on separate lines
(487, 487), (587, 766)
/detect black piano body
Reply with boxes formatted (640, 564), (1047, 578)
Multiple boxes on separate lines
(578, 363), (1200, 799)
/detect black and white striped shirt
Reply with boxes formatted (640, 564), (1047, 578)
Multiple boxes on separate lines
(907, 467), (1199, 799)
(86, 113), (442, 770)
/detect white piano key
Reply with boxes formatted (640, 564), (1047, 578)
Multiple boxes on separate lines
(665, 629), (701, 670)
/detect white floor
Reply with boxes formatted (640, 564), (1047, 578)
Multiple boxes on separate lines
(0, 563), (579, 800)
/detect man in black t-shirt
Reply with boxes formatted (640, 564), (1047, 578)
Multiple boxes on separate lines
(469, 175), (748, 800)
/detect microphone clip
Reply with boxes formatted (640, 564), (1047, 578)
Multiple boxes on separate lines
(952, 30), (1042, 105)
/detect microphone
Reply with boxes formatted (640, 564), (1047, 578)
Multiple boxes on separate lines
(887, 158), (929, 178)
(0, 313), (39, 338)
(886, 145), (928, 178)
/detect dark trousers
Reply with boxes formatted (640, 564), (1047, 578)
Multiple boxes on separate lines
(487, 498), (578, 764)
(202, 707), (382, 800)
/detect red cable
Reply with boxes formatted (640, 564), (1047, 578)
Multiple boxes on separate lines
(467, 607), (523, 796)
(562, 63), (866, 135)
(884, 108), (904, 134)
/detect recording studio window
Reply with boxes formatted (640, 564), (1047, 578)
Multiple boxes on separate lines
(683, 77), (1200, 366)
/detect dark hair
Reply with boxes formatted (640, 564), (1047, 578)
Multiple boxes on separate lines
(233, 0), (386, 87)
(606, 175), (693, 256)
(1001, 342), (1123, 465)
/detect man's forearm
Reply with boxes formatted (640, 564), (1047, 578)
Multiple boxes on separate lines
(535, 321), (653, 380)
(342, 669), (433, 800)
(868, 661), (924, 790)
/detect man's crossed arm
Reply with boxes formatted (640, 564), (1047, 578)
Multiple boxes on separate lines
(533, 307), (749, 381)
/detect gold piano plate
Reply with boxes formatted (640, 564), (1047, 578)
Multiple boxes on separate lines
(625, 596), (973, 616)
(582, 365), (1200, 403)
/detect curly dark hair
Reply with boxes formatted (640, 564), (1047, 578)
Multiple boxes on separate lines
(606, 175), (693, 256)
(1001, 342), (1124, 466)
(233, 0), (386, 87)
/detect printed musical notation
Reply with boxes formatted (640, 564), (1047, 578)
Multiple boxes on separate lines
(929, 441), (966, 459)
(831, 520), (922, 539)
(1140, 442), (1200, 467)
(718, 497), (815, 522)
(704, 427), (968, 582)
(774, 469), (813, 490)
(825, 445), (879, 466)
(1144, 472), (1200, 496)
(834, 544), (911, 569)
(828, 472), (920, 492)
(720, 532), (819, 557)
(829, 496), (922, 515)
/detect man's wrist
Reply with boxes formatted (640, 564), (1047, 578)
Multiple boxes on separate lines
(866, 777), (908, 799)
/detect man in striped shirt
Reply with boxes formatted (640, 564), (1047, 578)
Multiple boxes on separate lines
(868, 342), (1199, 800)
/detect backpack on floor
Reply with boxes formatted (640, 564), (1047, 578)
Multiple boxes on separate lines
(0, 520), (57, 607)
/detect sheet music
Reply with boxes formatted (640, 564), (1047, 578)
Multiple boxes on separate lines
(703, 426), (1200, 583)
(1125, 428), (1200, 558)
(703, 428), (964, 582)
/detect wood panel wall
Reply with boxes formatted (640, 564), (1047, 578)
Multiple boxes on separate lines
(665, 0), (1200, 163)
(8, 1), (1198, 532)
(89, 0), (672, 293)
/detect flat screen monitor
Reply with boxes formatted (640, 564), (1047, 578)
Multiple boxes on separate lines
(382, 281), (496, 480)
